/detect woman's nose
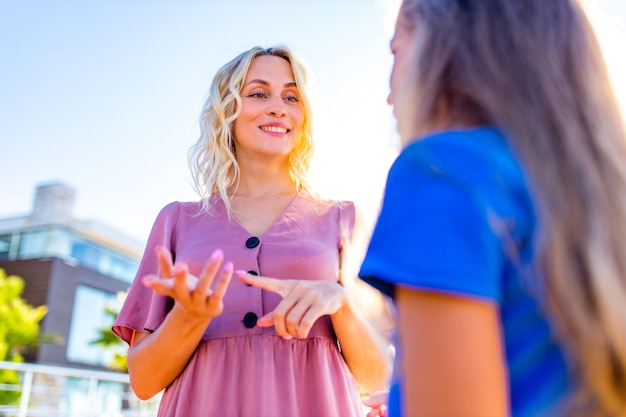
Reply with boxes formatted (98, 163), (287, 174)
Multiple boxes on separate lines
(267, 97), (287, 118)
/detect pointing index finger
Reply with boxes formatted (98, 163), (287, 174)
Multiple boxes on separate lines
(235, 270), (289, 297)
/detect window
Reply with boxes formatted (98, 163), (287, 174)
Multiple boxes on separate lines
(17, 229), (50, 258)
(66, 285), (120, 367)
(0, 234), (13, 259)
(70, 238), (138, 283)
(12, 226), (138, 283)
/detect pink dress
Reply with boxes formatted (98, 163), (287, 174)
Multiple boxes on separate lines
(112, 194), (363, 417)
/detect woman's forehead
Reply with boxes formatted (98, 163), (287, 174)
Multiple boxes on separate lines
(245, 55), (296, 85)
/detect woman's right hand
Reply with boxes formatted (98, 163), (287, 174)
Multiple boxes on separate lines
(126, 246), (232, 400)
(142, 246), (232, 320)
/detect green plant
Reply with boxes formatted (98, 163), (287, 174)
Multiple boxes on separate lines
(0, 269), (47, 404)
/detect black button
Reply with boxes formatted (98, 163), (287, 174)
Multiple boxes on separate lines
(245, 270), (258, 286)
(245, 237), (260, 249)
(243, 312), (258, 328)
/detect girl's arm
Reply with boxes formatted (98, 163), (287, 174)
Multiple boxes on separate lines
(396, 287), (508, 417)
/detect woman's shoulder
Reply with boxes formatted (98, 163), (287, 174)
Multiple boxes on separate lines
(294, 192), (356, 232)
(151, 200), (214, 229)
(298, 190), (355, 211)
(157, 200), (203, 216)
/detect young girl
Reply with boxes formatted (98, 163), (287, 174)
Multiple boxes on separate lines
(360, 1), (626, 416)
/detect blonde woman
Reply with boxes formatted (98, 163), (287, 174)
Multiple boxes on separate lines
(359, 0), (626, 416)
(113, 46), (391, 417)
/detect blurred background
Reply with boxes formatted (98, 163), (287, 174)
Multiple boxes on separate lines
(0, 0), (401, 241)
(1, 0), (624, 239)
(0, 0), (624, 415)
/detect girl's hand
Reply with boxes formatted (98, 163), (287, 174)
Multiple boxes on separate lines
(235, 271), (347, 339)
(142, 246), (233, 320)
(362, 392), (389, 417)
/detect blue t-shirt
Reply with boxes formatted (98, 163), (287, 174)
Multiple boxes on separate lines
(359, 127), (571, 417)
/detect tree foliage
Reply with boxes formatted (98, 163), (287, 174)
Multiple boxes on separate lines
(0, 268), (47, 404)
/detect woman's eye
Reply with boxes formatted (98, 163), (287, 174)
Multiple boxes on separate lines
(285, 95), (300, 103)
(248, 91), (267, 98)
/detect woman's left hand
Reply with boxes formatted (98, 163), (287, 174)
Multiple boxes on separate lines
(235, 271), (347, 339)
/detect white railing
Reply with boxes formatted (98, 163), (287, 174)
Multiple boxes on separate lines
(0, 361), (161, 417)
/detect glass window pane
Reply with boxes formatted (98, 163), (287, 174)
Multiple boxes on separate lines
(0, 234), (12, 259)
(66, 286), (119, 367)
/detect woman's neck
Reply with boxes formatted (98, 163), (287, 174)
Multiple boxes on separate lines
(230, 176), (297, 198)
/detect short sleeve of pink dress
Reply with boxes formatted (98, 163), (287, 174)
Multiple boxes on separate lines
(112, 194), (363, 417)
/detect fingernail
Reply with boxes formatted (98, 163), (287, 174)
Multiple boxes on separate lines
(223, 262), (233, 273)
(283, 335), (293, 340)
(211, 249), (223, 262)
(235, 270), (247, 276)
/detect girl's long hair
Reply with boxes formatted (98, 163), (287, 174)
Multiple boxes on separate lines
(399, 0), (626, 414)
(188, 45), (315, 215)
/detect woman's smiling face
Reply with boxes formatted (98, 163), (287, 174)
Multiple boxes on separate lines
(233, 55), (305, 160)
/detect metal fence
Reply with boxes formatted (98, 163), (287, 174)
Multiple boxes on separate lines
(0, 361), (161, 417)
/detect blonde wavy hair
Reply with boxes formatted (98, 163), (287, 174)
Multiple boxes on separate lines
(398, 0), (626, 415)
(188, 45), (315, 215)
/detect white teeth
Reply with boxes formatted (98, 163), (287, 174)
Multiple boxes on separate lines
(261, 126), (288, 133)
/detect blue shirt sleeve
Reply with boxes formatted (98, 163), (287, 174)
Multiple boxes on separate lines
(360, 130), (511, 303)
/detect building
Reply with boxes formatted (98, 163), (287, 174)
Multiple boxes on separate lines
(0, 181), (143, 370)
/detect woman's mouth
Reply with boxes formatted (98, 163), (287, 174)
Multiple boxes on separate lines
(260, 125), (290, 134)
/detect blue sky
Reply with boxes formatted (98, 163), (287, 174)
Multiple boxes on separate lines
(1, 0), (624, 242)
